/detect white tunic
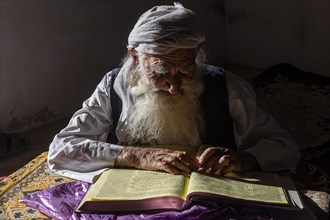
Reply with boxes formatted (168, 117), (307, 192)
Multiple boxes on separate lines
(47, 65), (300, 183)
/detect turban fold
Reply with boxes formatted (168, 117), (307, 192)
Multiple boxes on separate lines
(128, 2), (205, 55)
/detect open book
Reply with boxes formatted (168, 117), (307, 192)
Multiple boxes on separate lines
(76, 168), (303, 213)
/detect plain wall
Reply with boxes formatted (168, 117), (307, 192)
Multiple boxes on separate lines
(224, 0), (330, 76)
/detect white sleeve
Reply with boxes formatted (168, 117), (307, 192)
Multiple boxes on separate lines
(47, 71), (124, 183)
(226, 72), (300, 173)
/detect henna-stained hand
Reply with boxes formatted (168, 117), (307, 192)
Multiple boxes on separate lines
(115, 146), (199, 174)
(198, 146), (258, 176)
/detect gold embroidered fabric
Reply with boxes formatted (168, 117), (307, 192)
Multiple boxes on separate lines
(0, 152), (72, 219)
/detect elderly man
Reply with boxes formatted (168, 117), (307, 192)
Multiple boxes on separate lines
(48, 3), (300, 183)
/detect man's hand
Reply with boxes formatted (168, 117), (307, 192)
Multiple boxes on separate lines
(198, 146), (258, 176)
(115, 146), (199, 174)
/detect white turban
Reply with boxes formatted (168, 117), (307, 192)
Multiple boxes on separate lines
(127, 2), (205, 55)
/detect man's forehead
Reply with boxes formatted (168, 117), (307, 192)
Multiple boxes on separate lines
(146, 49), (196, 67)
(146, 58), (195, 69)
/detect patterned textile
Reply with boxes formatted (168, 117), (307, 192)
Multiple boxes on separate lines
(302, 191), (329, 218)
(0, 152), (72, 219)
(1, 151), (329, 219)
(254, 63), (330, 150)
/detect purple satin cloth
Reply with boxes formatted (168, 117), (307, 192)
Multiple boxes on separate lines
(20, 181), (273, 220)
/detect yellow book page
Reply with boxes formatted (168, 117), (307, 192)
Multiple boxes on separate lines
(188, 172), (288, 204)
(89, 169), (190, 201)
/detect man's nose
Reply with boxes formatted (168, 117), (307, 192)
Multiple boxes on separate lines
(166, 75), (182, 95)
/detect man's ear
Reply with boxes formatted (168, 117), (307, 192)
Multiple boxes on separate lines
(128, 48), (138, 64)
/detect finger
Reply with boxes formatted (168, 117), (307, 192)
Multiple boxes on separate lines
(177, 152), (199, 170)
(221, 161), (237, 175)
(214, 154), (241, 175)
(186, 153), (200, 168)
(172, 158), (191, 173)
(164, 151), (198, 170)
(199, 147), (222, 165)
(212, 156), (232, 176)
(161, 154), (192, 173)
(198, 156), (218, 173)
(214, 168), (223, 176)
(224, 156), (243, 174)
(155, 161), (181, 175)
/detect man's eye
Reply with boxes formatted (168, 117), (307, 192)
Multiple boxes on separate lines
(179, 69), (190, 75)
(153, 66), (168, 75)
(157, 69), (168, 75)
(179, 65), (195, 75)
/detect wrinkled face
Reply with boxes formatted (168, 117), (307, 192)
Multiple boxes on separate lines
(139, 50), (197, 95)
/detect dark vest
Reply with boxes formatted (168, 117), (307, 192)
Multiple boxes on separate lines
(199, 66), (236, 150)
(107, 66), (236, 151)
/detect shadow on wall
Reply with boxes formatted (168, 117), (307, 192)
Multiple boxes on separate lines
(4, 106), (57, 132)
(0, 0), (227, 134)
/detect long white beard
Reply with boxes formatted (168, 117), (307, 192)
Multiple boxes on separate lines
(123, 59), (205, 147)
